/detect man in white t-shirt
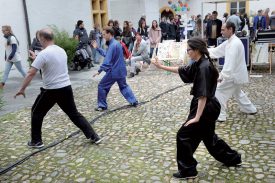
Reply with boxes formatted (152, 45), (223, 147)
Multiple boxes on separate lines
(15, 28), (102, 148)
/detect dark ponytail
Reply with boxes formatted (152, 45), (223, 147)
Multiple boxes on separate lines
(187, 37), (219, 81)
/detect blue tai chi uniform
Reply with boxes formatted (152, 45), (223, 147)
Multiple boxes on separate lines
(96, 38), (137, 109)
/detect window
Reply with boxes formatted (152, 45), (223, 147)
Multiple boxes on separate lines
(230, 1), (246, 15)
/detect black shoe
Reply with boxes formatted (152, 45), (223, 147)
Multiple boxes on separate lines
(224, 155), (242, 167)
(128, 73), (135, 78)
(91, 136), (102, 145)
(135, 68), (141, 75)
(130, 101), (138, 107)
(172, 171), (198, 180)
(27, 141), (44, 149)
(94, 107), (107, 112)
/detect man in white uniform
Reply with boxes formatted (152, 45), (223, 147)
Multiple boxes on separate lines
(208, 21), (257, 122)
(15, 28), (102, 148)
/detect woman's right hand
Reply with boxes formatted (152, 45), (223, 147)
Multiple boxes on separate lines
(151, 57), (162, 69)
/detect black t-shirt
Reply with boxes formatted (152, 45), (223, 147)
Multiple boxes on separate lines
(178, 57), (217, 99)
(178, 57), (220, 121)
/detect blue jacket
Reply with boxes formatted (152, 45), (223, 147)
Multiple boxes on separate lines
(253, 16), (266, 31)
(97, 38), (127, 79)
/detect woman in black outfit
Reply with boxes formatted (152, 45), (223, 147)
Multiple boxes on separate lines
(152, 37), (241, 180)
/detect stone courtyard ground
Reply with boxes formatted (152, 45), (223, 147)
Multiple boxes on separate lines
(0, 65), (274, 183)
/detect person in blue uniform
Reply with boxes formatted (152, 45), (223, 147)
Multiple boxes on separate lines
(92, 26), (138, 111)
(152, 37), (241, 180)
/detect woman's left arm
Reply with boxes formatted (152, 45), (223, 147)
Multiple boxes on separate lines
(184, 96), (207, 126)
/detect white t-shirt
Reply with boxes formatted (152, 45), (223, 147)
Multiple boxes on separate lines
(31, 45), (71, 89)
(5, 36), (22, 62)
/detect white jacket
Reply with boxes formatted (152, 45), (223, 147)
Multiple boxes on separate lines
(208, 34), (249, 84)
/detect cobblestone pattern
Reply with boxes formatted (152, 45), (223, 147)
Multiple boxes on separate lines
(0, 69), (274, 183)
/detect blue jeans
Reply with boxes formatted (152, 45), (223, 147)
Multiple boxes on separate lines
(2, 61), (26, 84)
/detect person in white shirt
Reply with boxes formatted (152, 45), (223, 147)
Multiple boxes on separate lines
(14, 28), (102, 148)
(0, 25), (26, 89)
(208, 21), (257, 122)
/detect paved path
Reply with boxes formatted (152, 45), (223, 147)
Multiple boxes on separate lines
(0, 65), (274, 183)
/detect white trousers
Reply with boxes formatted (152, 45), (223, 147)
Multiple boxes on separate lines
(215, 79), (257, 121)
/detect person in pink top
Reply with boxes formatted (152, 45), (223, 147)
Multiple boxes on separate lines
(149, 20), (162, 58)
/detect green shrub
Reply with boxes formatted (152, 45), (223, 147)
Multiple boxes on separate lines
(50, 25), (78, 64)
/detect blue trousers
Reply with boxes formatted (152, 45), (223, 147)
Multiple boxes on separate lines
(98, 74), (137, 109)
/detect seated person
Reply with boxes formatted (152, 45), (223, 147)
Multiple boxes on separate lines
(127, 32), (150, 78)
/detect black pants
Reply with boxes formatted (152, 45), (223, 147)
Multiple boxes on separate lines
(31, 85), (98, 142)
(207, 38), (217, 47)
(176, 98), (240, 175)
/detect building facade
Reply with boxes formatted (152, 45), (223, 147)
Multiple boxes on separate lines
(0, 0), (109, 72)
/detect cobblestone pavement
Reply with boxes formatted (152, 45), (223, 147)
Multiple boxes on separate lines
(0, 66), (274, 183)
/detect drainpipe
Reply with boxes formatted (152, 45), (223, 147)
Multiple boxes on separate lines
(22, 0), (31, 47)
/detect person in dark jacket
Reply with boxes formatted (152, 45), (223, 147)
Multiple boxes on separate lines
(159, 16), (169, 41)
(167, 16), (177, 40)
(113, 20), (122, 38)
(152, 37), (241, 180)
(206, 11), (222, 46)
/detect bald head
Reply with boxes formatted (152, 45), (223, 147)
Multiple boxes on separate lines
(39, 28), (54, 41)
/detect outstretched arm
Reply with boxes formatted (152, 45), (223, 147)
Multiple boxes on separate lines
(151, 57), (179, 73)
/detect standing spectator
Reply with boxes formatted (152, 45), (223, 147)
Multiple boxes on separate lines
(208, 22), (257, 122)
(227, 11), (242, 31)
(148, 20), (161, 58)
(222, 12), (229, 24)
(263, 8), (270, 28)
(253, 9), (267, 32)
(206, 11), (222, 47)
(192, 18), (202, 37)
(15, 28), (102, 148)
(240, 13), (250, 33)
(174, 14), (182, 42)
(138, 15), (148, 30)
(89, 23), (102, 64)
(30, 31), (43, 54)
(113, 20), (122, 38)
(159, 16), (169, 41)
(152, 37), (241, 180)
(92, 26), (138, 110)
(128, 21), (136, 52)
(121, 21), (132, 49)
(0, 25), (26, 89)
(187, 15), (196, 39)
(107, 19), (114, 27)
(73, 20), (93, 62)
(270, 10), (275, 30)
(137, 19), (149, 39)
(167, 16), (177, 40)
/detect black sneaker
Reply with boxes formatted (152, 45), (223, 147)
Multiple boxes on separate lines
(224, 155), (242, 167)
(135, 68), (141, 75)
(128, 73), (135, 78)
(91, 136), (102, 145)
(27, 141), (44, 149)
(130, 101), (138, 107)
(172, 171), (198, 180)
(94, 107), (107, 112)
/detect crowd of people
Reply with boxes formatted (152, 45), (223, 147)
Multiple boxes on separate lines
(1, 6), (274, 180)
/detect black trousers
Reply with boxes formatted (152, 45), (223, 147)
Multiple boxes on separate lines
(176, 98), (240, 175)
(207, 38), (217, 47)
(31, 85), (98, 142)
